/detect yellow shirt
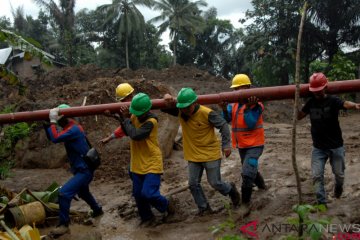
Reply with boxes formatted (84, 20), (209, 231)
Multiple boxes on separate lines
(130, 116), (163, 174)
(179, 105), (222, 162)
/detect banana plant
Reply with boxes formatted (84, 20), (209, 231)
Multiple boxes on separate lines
(0, 29), (53, 83)
(20, 182), (60, 204)
(0, 222), (41, 240)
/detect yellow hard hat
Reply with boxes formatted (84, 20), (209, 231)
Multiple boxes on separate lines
(115, 83), (134, 101)
(230, 74), (251, 88)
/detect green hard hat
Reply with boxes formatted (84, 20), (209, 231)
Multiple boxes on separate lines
(129, 93), (152, 116)
(57, 104), (71, 109)
(176, 88), (198, 108)
(55, 104), (70, 121)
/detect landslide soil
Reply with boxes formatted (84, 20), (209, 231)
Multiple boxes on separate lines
(1, 65), (360, 239)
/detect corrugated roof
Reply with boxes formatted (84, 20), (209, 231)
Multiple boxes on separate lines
(10, 52), (25, 60)
(1, 47), (55, 64)
(0, 47), (12, 65)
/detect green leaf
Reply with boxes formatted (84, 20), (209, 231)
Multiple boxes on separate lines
(287, 217), (299, 225)
(314, 204), (327, 212)
(45, 182), (60, 192)
(317, 218), (331, 225)
(309, 223), (323, 240)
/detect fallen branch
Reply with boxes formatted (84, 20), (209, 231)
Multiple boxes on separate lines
(82, 96), (87, 106)
(165, 185), (188, 197)
(26, 189), (56, 213)
(7, 188), (27, 208)
(120, 208), (135, 218)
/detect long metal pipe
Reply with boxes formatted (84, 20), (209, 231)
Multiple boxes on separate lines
(1, 79), (360, 124)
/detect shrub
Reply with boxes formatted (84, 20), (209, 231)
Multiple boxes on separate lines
(0, 106), (34, 178)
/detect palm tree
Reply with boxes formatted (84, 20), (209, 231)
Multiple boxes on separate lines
(11, 6), (26, 33)
(151, 0), (207, 65)
(33, 0), (76, 66)
(98, 0), (154, 69)
(308, 0), (360, 64)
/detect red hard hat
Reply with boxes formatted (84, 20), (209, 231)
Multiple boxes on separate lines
(309, 73), (328, 92)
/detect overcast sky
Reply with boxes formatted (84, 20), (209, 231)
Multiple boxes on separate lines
(2, 0), (253, 45)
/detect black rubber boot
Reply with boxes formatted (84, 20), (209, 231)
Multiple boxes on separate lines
(238, 187), (252, 217)
(254, 172), (266, 190)
(241, 187), (253, 204)
(334, 185), (343, 199)
(228, 182), (241, 207)
(91, 207), (104, 218)
(196, 203), (213, 216)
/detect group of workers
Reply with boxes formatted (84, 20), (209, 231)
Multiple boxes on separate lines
(44, 72), (360, 236)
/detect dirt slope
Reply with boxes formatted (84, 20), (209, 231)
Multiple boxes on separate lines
(1, 65), (360, 239)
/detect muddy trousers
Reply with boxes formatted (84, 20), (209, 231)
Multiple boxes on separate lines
(131, 173), (169, 221)
(311, 147), (345, 204)
(239, 146), (264, 204)
(59, 169), (101, 225)
(188, 159), (232, 210)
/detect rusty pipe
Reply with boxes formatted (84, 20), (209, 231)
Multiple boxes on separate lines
(1, 79), (360, 124)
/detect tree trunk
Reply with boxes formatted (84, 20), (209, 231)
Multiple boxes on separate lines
(357, 64), (360, 102)
(126, 36), (129, 69)
(173, 33), (177, 66)
(125, 15), (130, 69)
(304, 57), (310, 84)
(327, 31), (339, 65)
(293, 2), (307, 237)
(65, 30), (74, 66)
(293, 0), (307, 205)
(279, 71), (289, 85)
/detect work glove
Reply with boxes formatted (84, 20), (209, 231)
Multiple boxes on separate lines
(49, 108), (60, 123)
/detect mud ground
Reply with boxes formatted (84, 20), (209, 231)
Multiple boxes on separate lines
(1, 65), (360, 239)
(1, 112), (360, 239)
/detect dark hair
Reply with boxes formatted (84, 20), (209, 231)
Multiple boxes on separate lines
(58, 117), (69, 127)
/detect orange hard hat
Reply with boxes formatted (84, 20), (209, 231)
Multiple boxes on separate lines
(309, 73), (328, 92)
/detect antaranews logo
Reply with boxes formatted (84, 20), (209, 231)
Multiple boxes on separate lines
(239, 220), (360, 239)
(239, 220), (259, 239)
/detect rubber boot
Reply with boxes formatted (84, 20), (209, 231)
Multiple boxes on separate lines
(241, 187), (253, 205)
(238, 187), (253, 217)
(228, 182), (241, 207)
(334, 185), (343, 199)
(139, 214), (156, 227)
(196, 203), (213, 216)
(254, 172), (266, 190)
(91, 207), (104, 218)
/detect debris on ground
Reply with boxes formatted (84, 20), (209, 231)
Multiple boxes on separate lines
(1, 65), (360, 239)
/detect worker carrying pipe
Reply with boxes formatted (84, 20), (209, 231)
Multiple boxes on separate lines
(1, 79), (360, 124)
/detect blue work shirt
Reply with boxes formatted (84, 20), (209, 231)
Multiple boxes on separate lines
(45, 120), (90, 173)
(223, 103), (262, 128)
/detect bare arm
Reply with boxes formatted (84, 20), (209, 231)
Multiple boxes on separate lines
(161, 93), (179, 116)
(344, 101), (360, 110)
(297, 110), (307, 120)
